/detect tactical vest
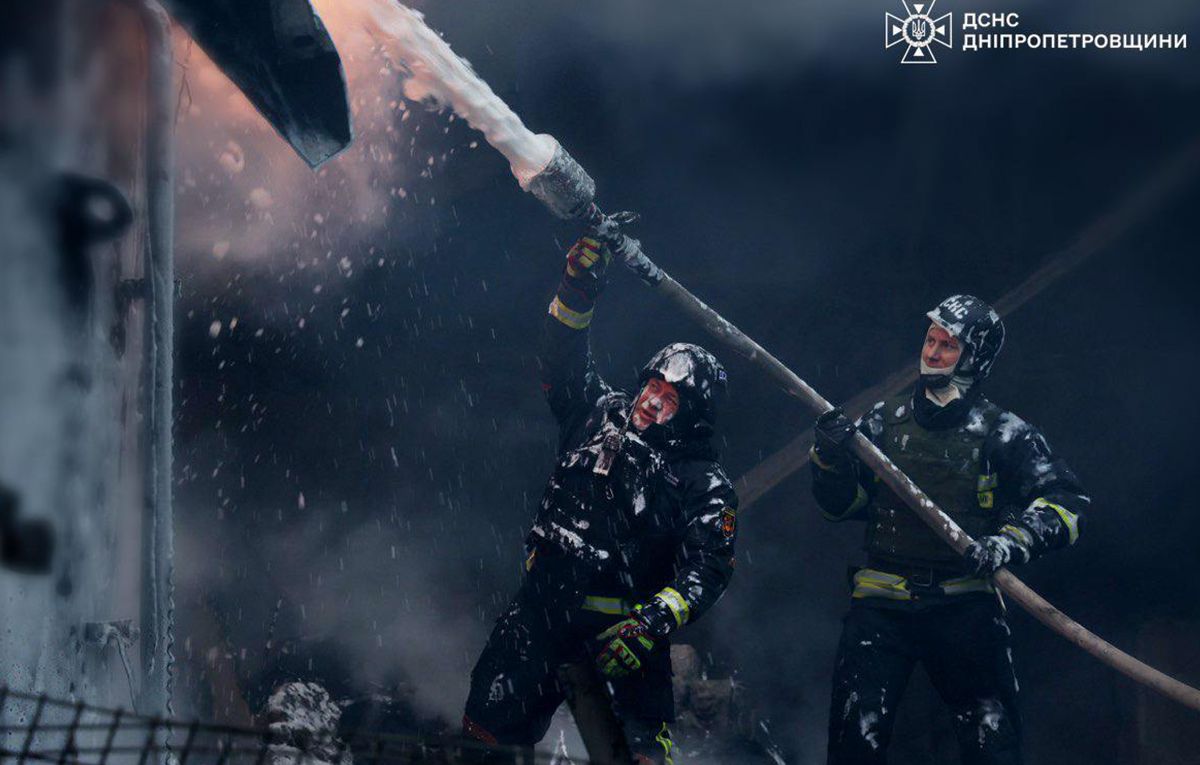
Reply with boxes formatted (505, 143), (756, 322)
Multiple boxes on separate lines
(865, 393), (1002, 569)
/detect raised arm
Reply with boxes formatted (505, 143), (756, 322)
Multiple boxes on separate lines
(538, 235), (613, 445)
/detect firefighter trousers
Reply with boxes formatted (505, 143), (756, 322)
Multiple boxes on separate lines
(827, 595), (1021, 765)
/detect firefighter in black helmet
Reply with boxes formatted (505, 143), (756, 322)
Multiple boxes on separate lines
(811, 295), (1090, 765)
(463, 235), (738, 763)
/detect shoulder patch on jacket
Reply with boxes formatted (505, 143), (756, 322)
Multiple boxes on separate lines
(721, 506), (737, 539)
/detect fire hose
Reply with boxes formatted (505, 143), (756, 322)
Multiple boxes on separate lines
(353, 2), (1200, 745)
(524, 142), (1200, 716)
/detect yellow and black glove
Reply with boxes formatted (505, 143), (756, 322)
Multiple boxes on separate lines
(594, 609), (657, 678)
(550, 235), (612, 331)
(564, 235), (611, 299)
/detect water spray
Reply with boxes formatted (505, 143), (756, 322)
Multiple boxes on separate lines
(355, 2), (657, 278)
(356, 0), (1200, 724)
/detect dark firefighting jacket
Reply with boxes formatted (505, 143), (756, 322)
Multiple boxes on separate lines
(527, 283), (738, 631)
(812, 387), (1088, 600)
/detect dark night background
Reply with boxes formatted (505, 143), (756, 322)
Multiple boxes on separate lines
(170, 1), (1200, 762)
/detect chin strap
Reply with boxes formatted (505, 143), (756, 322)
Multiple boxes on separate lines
(923, 382), (963, 407)
(919, 360), (974, 406)
(919, 359), (955, 381)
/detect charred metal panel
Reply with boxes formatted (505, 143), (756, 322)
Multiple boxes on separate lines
(161, 0), (352, 167)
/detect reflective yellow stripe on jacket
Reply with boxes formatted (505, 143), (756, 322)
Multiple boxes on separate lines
(1032, 497), (1081, 544)
(850, 568), (995, 600)
(548, 296), (593, 329)
(581, 596), (633, 615)
(939, 575), (997, 596)
(851, 569), (911, 600)
(653, 587), (690, 628)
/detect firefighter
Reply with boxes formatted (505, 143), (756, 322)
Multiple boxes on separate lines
(463, 235), (738, 763)
(812, 295), (1089, 765)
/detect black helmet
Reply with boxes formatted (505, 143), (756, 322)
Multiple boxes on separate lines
(638, 342), (728, 437)
(926, 295), (1005, 383)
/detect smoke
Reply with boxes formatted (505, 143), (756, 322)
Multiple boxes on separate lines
(171, 12), (550, 723)
(174, 2), (425, 282)
(174, 419), (511, 723)
(264, 510), (482, 721)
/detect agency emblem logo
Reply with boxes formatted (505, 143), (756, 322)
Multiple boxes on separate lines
(886, 0), (953, 64)
(721, 507), (737, 540)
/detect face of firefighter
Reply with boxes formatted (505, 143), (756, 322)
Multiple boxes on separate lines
(631, 378), (680, 432)
(922, 323), (962, 370)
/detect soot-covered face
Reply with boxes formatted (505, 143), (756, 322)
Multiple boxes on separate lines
(630, 377), (680, 432)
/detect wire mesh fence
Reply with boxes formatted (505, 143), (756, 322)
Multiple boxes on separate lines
(0, 687), (569, 765)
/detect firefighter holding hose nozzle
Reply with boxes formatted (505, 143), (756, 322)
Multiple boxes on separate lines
(462, 235), (739, 763)
(811, 295), (1090, 765)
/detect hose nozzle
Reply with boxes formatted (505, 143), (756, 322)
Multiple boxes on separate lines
(524, 141), (596, 219)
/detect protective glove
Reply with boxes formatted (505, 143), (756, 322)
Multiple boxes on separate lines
(812, 407), (857, 465)
(963, 527), (1033, 577)
(594, 609), (658, 678)
(563, 235), (611, 300)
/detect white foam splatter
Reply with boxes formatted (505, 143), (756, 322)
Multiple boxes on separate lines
(356, 0), (557, 186)
(995, 411), (1028, 443)
(860, 711), (880, 750)
(659, 350), (698, 386)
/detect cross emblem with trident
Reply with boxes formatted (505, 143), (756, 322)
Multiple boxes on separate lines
(886, 0), (954, 64)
